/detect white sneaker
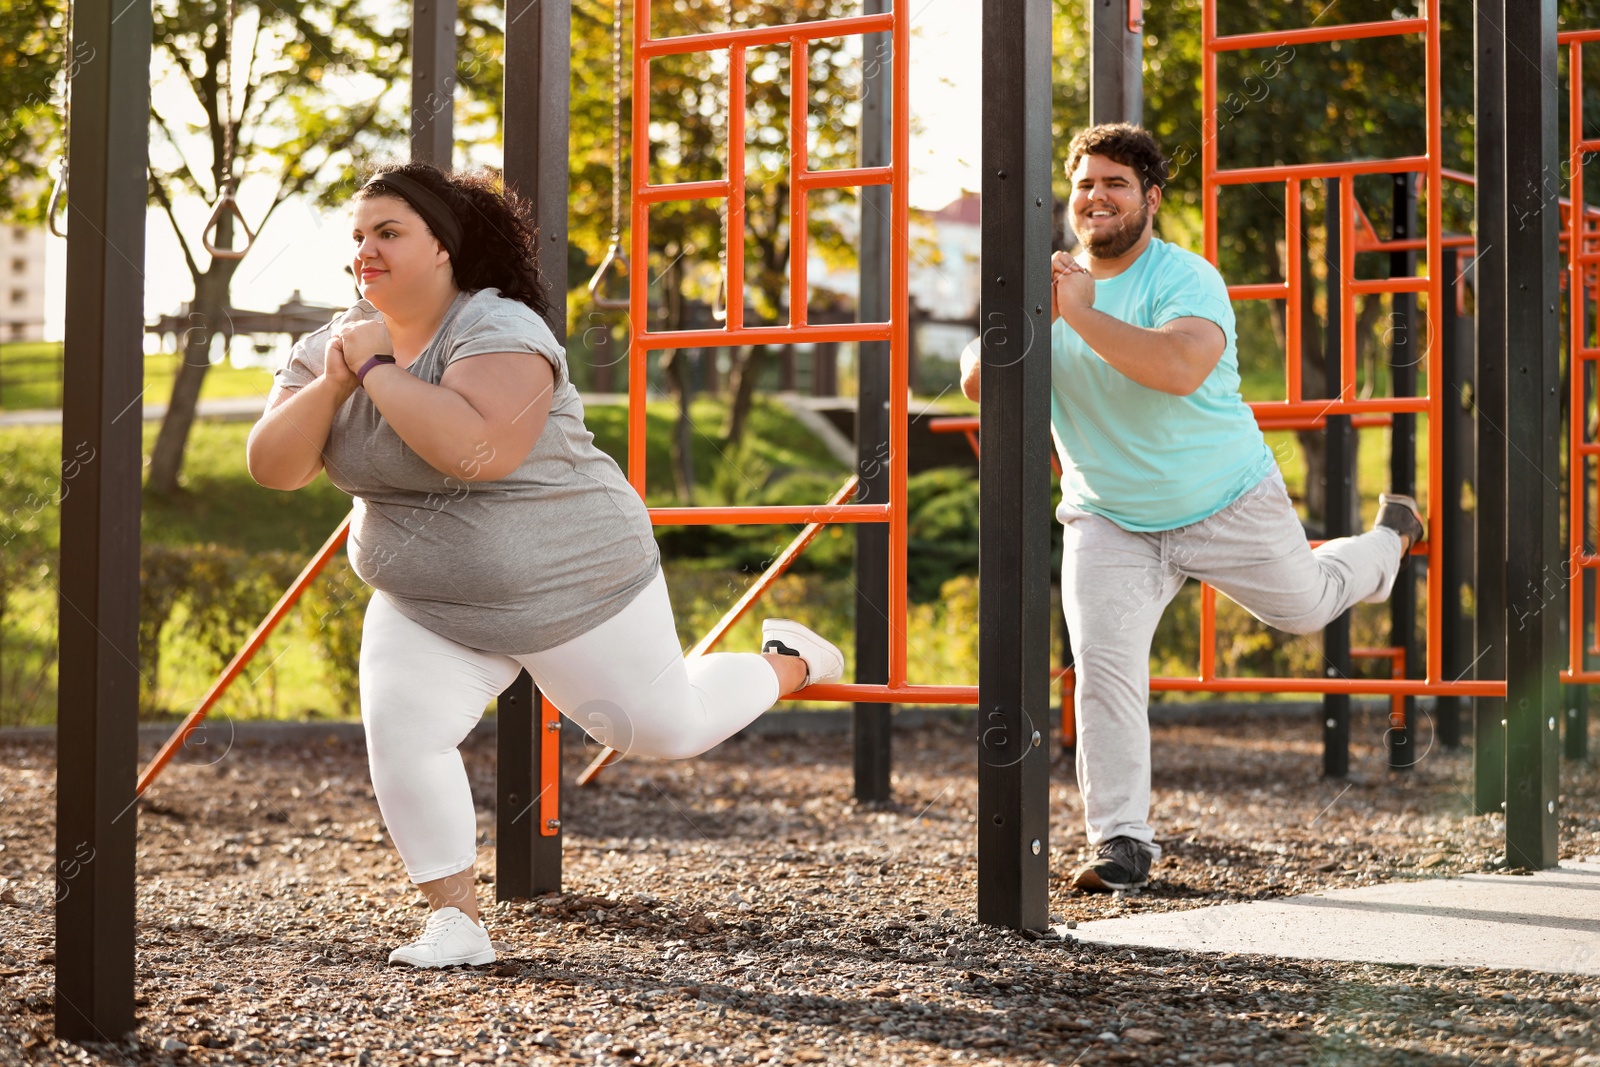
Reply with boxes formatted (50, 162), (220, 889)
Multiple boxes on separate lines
(760, 619), (845, 687)
(387, 906), (497, 968)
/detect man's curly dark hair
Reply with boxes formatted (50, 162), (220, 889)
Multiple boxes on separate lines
(354, 161), (556, 322)
(1065, 123), (1169, 194)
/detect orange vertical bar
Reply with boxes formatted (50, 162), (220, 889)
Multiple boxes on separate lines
(1286, 179), (1303, 403)
(1199, 582), (1217, 681)
(1340, 176), (1357, 402)
(789, 36), (810, 327)
(1060, 667), (1077, 748)
(727, 45), (748, 331)
(1202, 0), (1219, 264)
(888, 0), (910, 688)
(1571, 40), (1586, 678)
(539, 695), (561, 835)
(628, 0), (650, 496)
(1424, 0), (1443, 681)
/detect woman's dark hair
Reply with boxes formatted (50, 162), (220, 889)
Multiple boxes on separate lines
(1064, 123), (1169, 194)
(354, 161), (555, 322)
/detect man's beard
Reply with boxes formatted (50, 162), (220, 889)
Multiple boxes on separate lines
(1074, 202), (1149, 259)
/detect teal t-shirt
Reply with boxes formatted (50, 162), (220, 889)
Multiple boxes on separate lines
(1050, 237), (1274, 532)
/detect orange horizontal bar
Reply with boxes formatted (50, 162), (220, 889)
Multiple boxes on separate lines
(1578, 139), (1600, 153)
(935, 413), (1400, 435)
(638, 321), (891, 350)
(795, 682), (978, 704)
(1210, 17), (1427, 53)
(1560, 669), (1600, 683)
(1149, 677), (1504, 696)
(1559, 29), (1600, 44)
(1249, 397), (1430, 417)
(640, 11), (894, 56)
(1213, 155), (1428, 186)
(1257, 413), (1392, 432)
(637, 179), (732, 204)
(927, 416), (977, 434)
(649, 502), (890, 525)
(1358, 235), (1476, 253)
(1228, 283), (1289, 300)
(1351, 646), (1404, 660)
(1350, 276), (1430, 295)
(796, 166), (894, 190)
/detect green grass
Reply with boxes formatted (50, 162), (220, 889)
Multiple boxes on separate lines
(0, 342), (275, 412)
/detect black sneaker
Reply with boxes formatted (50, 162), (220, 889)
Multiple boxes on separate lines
(1070, 836), (1158, 892)
(1375, 493), (1426, 553)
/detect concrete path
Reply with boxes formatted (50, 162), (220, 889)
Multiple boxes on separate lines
(1067, 861), (1600, 975)
(0, 395), (267, 427)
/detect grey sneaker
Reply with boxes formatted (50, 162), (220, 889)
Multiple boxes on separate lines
(1070, 837), (1160, 892)
(1375, 493), (1426, 553)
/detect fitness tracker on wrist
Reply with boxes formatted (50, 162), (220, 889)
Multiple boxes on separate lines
(357, 353), (396, 385)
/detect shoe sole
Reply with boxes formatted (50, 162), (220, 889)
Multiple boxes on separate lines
(1070, 868), (1148, 893)
(387, 948), (497, 968)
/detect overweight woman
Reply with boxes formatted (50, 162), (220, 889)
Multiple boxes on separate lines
(246, 162), (842, 968)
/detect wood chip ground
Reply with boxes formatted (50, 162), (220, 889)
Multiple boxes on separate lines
(2, 708), (1597, 1066)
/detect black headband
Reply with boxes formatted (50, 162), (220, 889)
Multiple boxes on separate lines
(362, 172), (464, 259)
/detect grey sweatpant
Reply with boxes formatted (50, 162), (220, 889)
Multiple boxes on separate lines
(1060, 469), (1404, 850)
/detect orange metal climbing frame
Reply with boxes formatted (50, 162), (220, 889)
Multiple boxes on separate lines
(1199, 0), (1500, 699)
(1562, 29), (1600, 684)
(626, 2), (971, 704)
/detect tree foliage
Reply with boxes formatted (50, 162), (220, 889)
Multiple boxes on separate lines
(0, 0), (71, 221)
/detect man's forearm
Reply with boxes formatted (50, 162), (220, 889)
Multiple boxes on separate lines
(1061, 307), (1212, 396)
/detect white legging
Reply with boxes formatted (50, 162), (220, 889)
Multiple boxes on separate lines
(358, 569), (780, 883)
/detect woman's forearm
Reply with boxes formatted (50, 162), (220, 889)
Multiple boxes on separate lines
(359, 366), (503, 481)
(246, 377), (350, 490)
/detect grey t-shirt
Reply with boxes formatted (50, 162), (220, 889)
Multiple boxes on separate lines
(272, 287), (659, 654)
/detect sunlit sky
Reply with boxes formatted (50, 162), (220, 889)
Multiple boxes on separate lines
(40, 1), (985, 341)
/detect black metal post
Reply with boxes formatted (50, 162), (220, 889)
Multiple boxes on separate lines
(498, 0), (571, 898)
(1438, 248), (1475, 749)
(54, 0), (150, 1041)
(977, 0), (1052, 931)
(410, 0), (456, 165)
(1388, 174), (1419, 769)
(853, 0), (893, 804)
(1473, 0), (1509, 816)
(1089, 0), (1143, 126)
(1500, 0), (1562, 869)
(1322, 179), (1353, 779)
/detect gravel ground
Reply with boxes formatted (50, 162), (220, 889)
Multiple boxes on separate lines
(2, 707), (1598, 1066)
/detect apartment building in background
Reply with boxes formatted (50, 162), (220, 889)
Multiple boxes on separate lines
(0, 224), (47, 343)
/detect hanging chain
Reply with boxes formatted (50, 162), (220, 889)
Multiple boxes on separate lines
(221, 0), (237, 195)
(46, 0), (76, 237)
(608, 0), (624, 245)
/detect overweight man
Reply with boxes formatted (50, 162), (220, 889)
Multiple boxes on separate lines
(960, 123), (1424, 892)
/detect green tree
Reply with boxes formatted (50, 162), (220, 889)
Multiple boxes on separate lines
(0, 0), (71, 222)
(143, 0), (407, 496)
